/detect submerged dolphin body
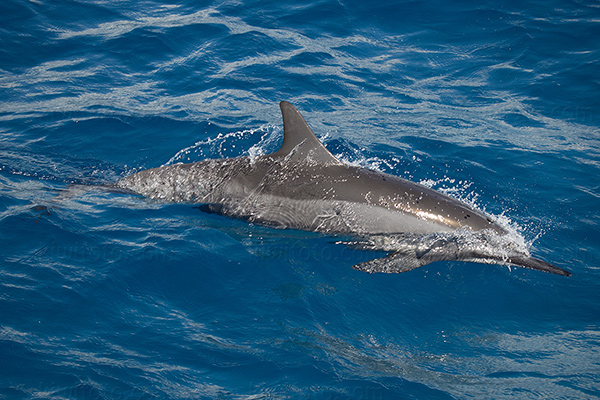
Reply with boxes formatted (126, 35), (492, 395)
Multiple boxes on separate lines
(118, 102), (570, 277)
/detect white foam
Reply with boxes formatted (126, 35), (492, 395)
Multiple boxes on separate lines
(166, 124), (279, 165)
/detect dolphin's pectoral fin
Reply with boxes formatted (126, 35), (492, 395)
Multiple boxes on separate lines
(349, 234), (452, 274)
(352, 252), (424, 274)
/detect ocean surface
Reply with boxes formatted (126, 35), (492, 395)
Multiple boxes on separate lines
(1, 0), (599, 398)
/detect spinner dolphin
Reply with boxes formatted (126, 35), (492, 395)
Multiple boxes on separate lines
(117, 102), (570, 277)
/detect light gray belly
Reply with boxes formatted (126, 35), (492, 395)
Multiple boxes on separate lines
(218, 194), (454, 235)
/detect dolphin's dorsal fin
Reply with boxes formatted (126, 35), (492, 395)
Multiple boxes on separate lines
(270, 101), (342, 165)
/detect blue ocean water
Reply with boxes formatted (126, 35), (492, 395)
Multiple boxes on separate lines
(1, 0), (599, 398)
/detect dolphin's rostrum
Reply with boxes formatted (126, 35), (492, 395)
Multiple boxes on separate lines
(118, 101), (570, 277)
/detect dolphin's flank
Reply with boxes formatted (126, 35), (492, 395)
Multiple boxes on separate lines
(117, 101), (570, 277)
